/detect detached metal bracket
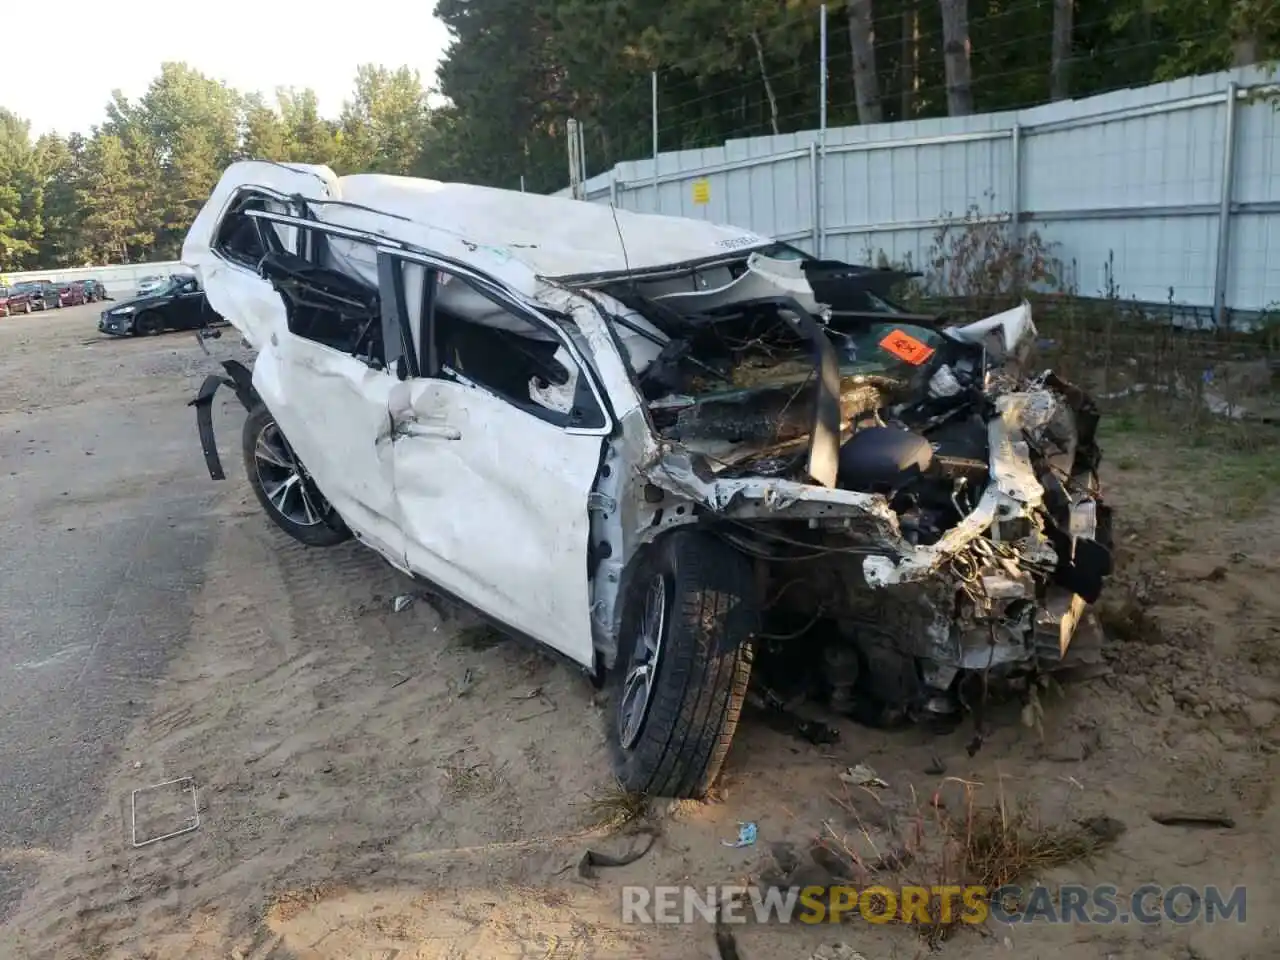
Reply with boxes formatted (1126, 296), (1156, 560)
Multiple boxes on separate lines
(131, 777), (200, 848)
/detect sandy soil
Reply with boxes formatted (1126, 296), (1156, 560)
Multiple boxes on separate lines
(2, 312), (1278, 960)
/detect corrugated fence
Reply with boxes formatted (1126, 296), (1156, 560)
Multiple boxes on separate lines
(563, 66), (1280, 322)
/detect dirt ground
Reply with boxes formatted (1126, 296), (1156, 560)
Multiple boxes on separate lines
(2, 309), (1278, 960)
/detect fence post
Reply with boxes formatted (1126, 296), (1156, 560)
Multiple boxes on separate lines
(818, 3), (828, 257)
(566, 118), (582, 200)
(651, 71), (660, 214)
(1213, 80), (1240, 329)
(609, 171), (619, 208)
(1009, 121), (1022, 243)
(809, 141), (821, 252)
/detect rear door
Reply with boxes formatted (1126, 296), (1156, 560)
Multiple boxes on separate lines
(191, 172), (406, 568)
(245, 221), (407, 569)
(382, 254), (611, 667)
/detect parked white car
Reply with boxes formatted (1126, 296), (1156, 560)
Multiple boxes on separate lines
(135, 275), (167, 297)
(182, 162), (1113, 798)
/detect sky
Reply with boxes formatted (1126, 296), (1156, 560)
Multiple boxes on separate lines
(6, 0), (452, 137)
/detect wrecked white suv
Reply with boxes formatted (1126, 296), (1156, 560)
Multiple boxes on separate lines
(183, 161), (1113, 799)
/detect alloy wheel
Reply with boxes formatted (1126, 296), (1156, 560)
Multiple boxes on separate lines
(618, 574), (668, 749)
(253, 421), (334, 528)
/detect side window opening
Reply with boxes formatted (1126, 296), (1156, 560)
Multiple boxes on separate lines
(428, 269), (604, 429)
(259, 241), (385, 369)
(213, 192), (288, 269)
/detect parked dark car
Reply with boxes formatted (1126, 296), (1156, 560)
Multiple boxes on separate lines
(81, 279), (108, 302)
(98, 275), (220, 336)
(13, 280), (61, 310)
(0, 285), (35, 316)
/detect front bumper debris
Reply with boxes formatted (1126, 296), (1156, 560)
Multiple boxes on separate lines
(187, 359), (258, 481)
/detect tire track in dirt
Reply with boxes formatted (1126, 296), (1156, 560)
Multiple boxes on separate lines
(4, 497), (620, 959)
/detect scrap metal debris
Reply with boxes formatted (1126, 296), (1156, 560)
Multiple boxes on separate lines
(131, 777), (200, 848)
(455, 667), (475, 697)
(392, 594), (414, 613)
(746, 688), (840, 746)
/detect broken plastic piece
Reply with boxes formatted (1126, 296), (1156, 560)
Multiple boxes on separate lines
(393, 594), (414, 613)
(576, 825), (660, 878)
(722, 821), (758, 848)
(838, 763), (889, 788)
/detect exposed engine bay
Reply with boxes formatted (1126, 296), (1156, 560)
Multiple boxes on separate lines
(584, 248), (1113, 729)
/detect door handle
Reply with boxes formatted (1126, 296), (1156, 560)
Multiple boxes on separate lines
(404, 424), (461, 441)
(391, 416), (461, 441)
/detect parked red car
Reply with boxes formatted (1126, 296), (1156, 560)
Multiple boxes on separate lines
(59, 282), (87, 306)
(0, 285), (35, 316)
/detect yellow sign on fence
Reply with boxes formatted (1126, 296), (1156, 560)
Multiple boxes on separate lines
(692, 179), (711, 205)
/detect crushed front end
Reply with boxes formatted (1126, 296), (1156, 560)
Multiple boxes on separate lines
(585, 252), (1113, 727)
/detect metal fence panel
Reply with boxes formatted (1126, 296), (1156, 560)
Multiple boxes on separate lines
(558, 65), (1280, 318)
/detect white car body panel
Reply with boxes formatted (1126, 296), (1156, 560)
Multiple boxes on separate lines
(253, 334), (406, 569)
(388, 378), (603, 664)
(334, 173), (774, 281)
(182, 161), (339, 349)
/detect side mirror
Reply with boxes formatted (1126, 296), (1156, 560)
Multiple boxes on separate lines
(395, 354), (409, 382)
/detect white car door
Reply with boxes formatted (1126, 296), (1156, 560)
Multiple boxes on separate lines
(386, 262), (611, 668)
(209, 201), (406, 568)
(258, 335), (406, 569)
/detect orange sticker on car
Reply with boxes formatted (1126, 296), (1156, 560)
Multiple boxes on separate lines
(879, 329), (935, 365)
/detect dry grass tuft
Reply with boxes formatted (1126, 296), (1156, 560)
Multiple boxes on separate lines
(439, 757), (502, 800)
(583, 778), (649, 830)
(823, 776), (1116, 947)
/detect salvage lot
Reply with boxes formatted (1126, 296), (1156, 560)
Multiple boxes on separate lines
(1, 304), (1279, 958)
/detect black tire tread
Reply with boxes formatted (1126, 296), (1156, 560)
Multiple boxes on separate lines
(611, 530), (757, 799)
(241, 405), (351, 548)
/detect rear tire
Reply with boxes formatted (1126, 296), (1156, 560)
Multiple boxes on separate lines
(607, 530), (757, 799)
(242, 404), (351, 548)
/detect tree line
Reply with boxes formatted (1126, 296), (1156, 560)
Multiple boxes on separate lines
(1, 0), (1274, 271)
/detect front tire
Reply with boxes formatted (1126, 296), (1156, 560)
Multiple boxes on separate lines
(242, 404), (351, 547)
(134, 311), (162, 336)
(608, 530), (757, 799)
